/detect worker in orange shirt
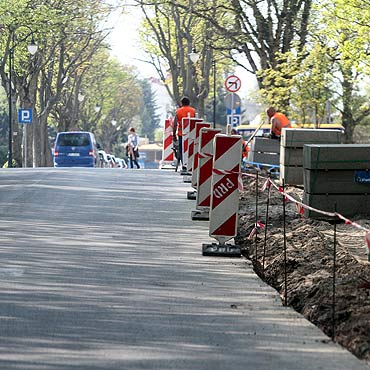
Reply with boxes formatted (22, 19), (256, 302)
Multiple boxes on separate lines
(173, 96), (196, 171)
(231, 128), (249, 162)
(266, 107), (291, 139)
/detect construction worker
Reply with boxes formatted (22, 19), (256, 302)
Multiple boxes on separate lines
(172, 96), (196, 170)
(266, 107), (291, 139)
(231, 128), (249, 161)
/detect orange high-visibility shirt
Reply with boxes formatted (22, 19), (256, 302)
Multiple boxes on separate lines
(175, 106), (196, 136)
(242, 140), (249, 158)
(271, 112), (291, 136)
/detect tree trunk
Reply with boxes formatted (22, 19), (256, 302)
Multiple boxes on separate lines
(341, 67), (355, 143)
(11, 95), (23, 167)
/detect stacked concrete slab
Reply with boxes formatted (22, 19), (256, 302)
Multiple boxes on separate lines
(303, 144), (370, 219)
(280, 129), (342, 185)
(247, 137), (280, 166)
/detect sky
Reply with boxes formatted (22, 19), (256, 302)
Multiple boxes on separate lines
(107, 4), (258, 124)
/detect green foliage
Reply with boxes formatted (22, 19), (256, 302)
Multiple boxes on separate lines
(75, 55), (143, 152)
(154, 128), (163, 143)
(2, 159), (18, 168)
(257, 44), (336, 124)
(0, 0), (122, 166)
(311, 0), (370, 140)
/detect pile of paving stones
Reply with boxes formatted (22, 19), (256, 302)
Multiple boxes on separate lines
(237, 173), (370, 363)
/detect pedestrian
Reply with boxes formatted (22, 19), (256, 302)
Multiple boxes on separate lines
(266, 107), (291, 139)
(127, 127), (140, 169)
(172, 96), (196, 171)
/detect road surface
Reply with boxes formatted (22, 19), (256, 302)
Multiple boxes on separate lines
(0, 168), (368, 370)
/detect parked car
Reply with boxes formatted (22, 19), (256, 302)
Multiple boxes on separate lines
(53, 131), (99, 168)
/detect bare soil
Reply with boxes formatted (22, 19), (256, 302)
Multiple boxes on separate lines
(236, 171), (370, 364)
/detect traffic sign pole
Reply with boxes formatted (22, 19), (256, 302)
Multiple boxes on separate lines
(231, 93), (235, 128)
(224, 76), (241, 127)
(23, 125), (27, 167)
(18, 108), (33, 168)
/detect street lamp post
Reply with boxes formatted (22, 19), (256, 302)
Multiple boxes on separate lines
(7, 26), (37, 168)
(188, 48), (200, 107)
(212, 59), (216, 129)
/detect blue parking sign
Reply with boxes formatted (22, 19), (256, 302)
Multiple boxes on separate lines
(227, 114), (241, 127)
(18, 109), (33, 124)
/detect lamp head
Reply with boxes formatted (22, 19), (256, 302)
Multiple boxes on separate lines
(27, 37), (38, 55)
(189, 48), (200, 64)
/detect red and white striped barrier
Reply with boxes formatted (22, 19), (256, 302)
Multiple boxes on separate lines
(191, 128), (221, 220)
(160, 117), (174, 168)
(191, 122), (211, 189)
(187, 119), (197, 174)
(208, 134), (243, 245)
(182, 117), (203, 171)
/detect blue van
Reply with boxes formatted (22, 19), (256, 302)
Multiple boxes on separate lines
(53, 131), (99, 168)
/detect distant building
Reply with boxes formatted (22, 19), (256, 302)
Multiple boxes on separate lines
(138, 142), (163, 169)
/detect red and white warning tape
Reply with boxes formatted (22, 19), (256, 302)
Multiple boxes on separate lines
(239, 171), (370, 253)
(248, 220), (265, 240)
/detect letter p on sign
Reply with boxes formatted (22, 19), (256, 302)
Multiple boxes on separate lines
(18, 109), (33, 124)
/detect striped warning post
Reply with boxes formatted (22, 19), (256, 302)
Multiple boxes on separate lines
(191, 128), (221, 220)
(187, 119), (202, 174)
(160, 117), (174, 168)
(182, 117), (202, 171)
(191, 122), (211, 189)
(208, 134), (243, 246)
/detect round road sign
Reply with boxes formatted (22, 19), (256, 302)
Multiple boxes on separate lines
(224, 93), (241, 110)
(224, 75), (241, 93)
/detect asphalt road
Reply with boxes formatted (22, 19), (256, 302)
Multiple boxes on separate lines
(0, 168), (368, 370)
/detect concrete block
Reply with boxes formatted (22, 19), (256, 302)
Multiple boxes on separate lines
(248, 152), (280, 165)
(280, 147), (303, 167)
(280, 165), (303, 185)
(303, 192), (370, 219)
(303, 144), (370, 170)
(304, 169), (370, 194)
(251, 137), (280, 153)
(281, 128), (342, 148)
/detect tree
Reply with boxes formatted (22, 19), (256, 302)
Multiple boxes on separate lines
(79, 57), (142, 153)
(162, 0), (313, 89)
(257, 43), (336, 125)
(133, 0), (231, 118)
(139, 79), (160, 142)
(314, 0), (370, 141)
(0, 87), (8, 166)
(0, 0), (114, 166)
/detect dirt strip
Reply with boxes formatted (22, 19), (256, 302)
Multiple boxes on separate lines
(237, 172), (370, 364)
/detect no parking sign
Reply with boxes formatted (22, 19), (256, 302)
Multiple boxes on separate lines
(224, 75), (241, 93)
